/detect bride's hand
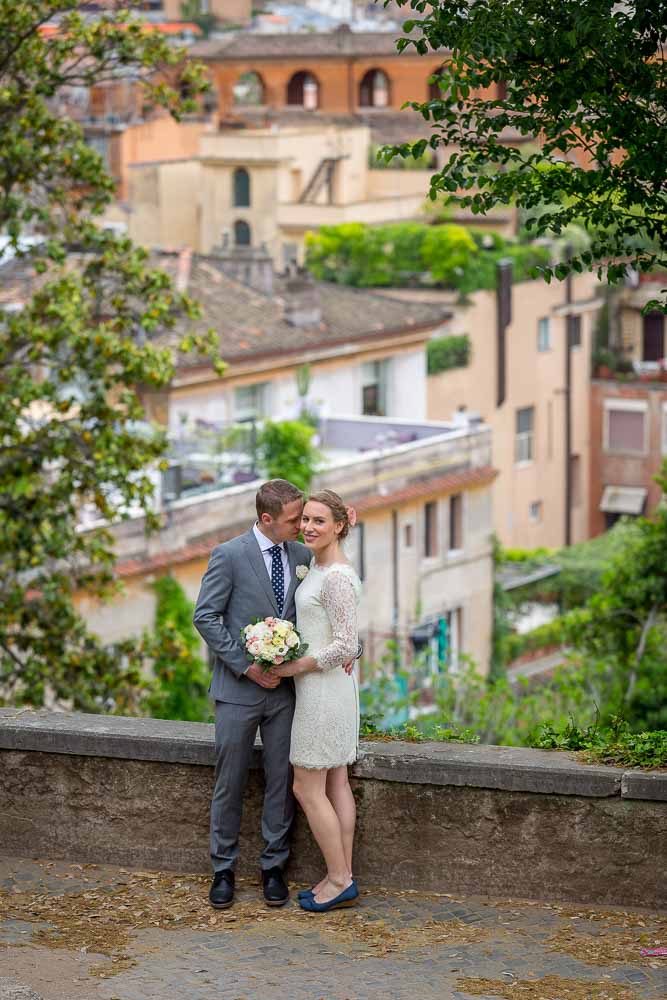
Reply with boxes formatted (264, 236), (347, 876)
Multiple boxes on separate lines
(269, 655), (316, 678)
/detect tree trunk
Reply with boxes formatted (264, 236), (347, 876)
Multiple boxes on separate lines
(625, 605), (658, 705)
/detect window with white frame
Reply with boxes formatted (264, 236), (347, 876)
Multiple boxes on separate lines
(603, 399), (648, 455)
(361, 359), (389, 416)
(515, 406), (535, 463)
(537, 317), (550, 352)
(447, 607), (462, 672)
(569, 314), (582, 348)
(448, 493), (463, 551)
(353, 522), (365, 581)
(423, 501), (439, 557)
(234, 382), (267, 421)
(662, 402), (667, 455)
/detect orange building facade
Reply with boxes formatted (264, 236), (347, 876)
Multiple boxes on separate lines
(191, 30), (462, 121)
(589, 378), (667, 537)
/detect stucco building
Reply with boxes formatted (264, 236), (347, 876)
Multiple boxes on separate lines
(162, 0), (252, 22)
(107, 122), (432, 265)
(191, 27), (452, 130)
(424, 271), (604, 549)
(141, 243), (450, 435)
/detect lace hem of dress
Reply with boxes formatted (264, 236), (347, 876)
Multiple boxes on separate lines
(290, 749), (358, 770)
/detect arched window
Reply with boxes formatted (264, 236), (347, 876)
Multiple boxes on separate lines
(234, 219), (251, 246)
(428, 71), (443, 101)
(286, 71), (319, 110)
(232, 70), (265, 107)
(359, 69), (390, 108)
(233, 167), (250, 208)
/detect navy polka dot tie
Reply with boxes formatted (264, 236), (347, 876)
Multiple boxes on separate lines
(269, 544), (285, 616)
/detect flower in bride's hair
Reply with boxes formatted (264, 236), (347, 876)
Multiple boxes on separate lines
(295, 564), (309, 580)
(346, 506), (357, 528)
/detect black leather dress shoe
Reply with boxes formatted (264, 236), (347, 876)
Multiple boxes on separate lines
(262, 867), (289, 907)
(209, 869), (235, 909)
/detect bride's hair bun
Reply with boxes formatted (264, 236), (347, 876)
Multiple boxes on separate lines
(307, 489), (351, 541)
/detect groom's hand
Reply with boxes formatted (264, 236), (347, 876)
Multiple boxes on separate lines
(245, 663), (281, 689)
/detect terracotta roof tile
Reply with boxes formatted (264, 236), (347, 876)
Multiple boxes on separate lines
(156, 252), (450, 367)
(353, 465), (498, 514)
(191, 29), (430, 62)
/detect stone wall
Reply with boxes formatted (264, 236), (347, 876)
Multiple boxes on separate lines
(0, 710), (664, 909)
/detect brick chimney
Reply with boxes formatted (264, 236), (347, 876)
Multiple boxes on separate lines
(212, 235), (274, 296)
(283, 267), (322, 327)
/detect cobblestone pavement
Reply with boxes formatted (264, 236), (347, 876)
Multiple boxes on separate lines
(0, 857), (665, 1000)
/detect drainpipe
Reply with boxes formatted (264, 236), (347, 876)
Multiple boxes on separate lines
(496, 259), (512, 407)
(564, 245), (574, 547)
(391, 509), (400, 668)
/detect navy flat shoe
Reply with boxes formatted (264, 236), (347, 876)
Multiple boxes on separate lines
(299, 878), (355, 899)
(298, 880), (359, 913)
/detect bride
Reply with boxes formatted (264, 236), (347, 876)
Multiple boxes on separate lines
(269, 489), (361, 913)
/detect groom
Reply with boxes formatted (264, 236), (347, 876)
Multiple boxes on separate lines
(193, 479), (311, 910)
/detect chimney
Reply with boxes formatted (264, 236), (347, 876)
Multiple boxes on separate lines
(174, 247), (192, 293)
(283, 268), (322, 327)
(212, 237), (274, 296)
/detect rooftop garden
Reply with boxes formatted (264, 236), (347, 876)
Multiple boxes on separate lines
(304, 223), (551, 296)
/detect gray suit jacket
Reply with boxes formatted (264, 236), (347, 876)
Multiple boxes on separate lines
(193, 527), (311, 706)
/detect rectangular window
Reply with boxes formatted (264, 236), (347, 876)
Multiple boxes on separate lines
(643, 311), (665, 362)
(282, 242), (299, 269)
(529, 500), (543, 523)
(446, 607), (462, 673)
(662, 403), (667, 455)
(569, 315), (582, 348)
(361, 360), (388, 417)
(423, 501), (438, 557)
(234, 382), (266, 421)
(356, 522), (365, 581)
(404, 523), (414, 548)
(603, 400), (647, 455)
(515, 406), (535, 463)
(449, 493), (463, 551)
(537, 317), (550, 352)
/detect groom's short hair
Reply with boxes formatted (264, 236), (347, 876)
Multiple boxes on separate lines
(256, 479), (303, 519)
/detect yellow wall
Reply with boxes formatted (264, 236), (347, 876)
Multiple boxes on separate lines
(428, 274), (600, 548)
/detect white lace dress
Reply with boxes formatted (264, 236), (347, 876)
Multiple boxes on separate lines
(290, 562), (361, 770)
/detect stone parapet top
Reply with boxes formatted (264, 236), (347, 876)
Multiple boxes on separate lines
(0, 709), (664, 802)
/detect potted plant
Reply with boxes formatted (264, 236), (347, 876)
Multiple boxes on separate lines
(592, 347), (617, 378)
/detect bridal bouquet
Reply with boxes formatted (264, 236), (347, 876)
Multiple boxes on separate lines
(241, 617), (307, 669)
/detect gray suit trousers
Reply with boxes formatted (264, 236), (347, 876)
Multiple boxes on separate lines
(211, 694), (295, 873)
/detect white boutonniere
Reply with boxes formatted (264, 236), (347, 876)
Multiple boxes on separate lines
(295, 565), (309, 581)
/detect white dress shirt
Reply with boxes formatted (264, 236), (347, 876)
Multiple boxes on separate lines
(252, 522), (292, 595)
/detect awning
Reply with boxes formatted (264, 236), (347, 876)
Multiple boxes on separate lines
(599, 485), (647, 515)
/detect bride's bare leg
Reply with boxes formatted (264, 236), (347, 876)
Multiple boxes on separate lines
(326, 766), (355, 878)
(292, 766), (352, 903)
(307, 766), (355, 894)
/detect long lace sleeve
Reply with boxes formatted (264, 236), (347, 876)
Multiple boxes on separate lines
(314, 570), (359, 672)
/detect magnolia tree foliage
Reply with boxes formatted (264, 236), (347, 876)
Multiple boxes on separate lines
(384, 0), (667, 307)
(0, 2), (221, 710)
